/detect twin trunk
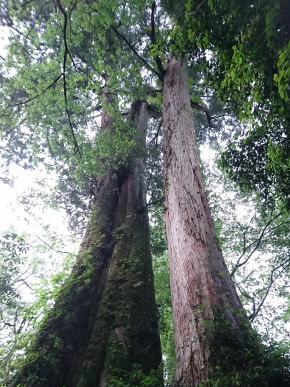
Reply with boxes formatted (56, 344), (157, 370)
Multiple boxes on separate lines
(11, 101), (162, 387)
(12, 58), (248, 387)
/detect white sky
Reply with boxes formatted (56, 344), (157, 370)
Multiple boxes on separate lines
(0, 165), (71, 236)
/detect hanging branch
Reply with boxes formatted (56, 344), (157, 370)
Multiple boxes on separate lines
(55, 0), (82, 157)
(150, 1), (165, 81)
(56, 0), (94, 81)
(111, 25), (163, 81)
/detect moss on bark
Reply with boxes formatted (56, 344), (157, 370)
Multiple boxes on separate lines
(204, 311), (290, 386)
(11, 102), (162, 387)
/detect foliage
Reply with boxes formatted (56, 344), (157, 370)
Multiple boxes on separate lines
(0, 226), (75, 386)
(0, 231), (28, 385)
(153, 252), (175, 386)
(0, 232), (28, 308)
(0, 0), (165, 234)
(0, 0), (235, 209)
(161, 0), (290, 209)
(218, 123), (290, 210)
(107, 363), (162, 387)
(204, 314), (290, 386)
(204, 0), (290, 210)
(150, 205), (175, 384)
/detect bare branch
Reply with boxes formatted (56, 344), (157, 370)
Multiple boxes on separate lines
(142, 196), (164, 212)
(14, 278), (33, 290)
(4, 18), (32, 41)
(234, 279), (256, 319)
(148, 118), (162, 145)
(249, 257), (290, 321)
(36, 235), (72, 255)
(231, 212), (283, 276)
(190, 99), (212, 125)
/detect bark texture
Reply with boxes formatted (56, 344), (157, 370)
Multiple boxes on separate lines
(163, 58), (246, 386)
(11, 101), (162, 387)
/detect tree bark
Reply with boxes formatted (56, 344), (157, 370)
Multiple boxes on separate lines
(163, 58), (246, 386)
(11, 101), (162, 387)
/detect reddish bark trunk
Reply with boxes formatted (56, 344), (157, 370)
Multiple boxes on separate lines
(163, 58), (246, 386)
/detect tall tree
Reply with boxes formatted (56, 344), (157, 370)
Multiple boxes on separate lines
(0, 1), (163, 385)
(159, 0), (290, 383)
(162, 57), (247, 385)
(10, 101), (162, 387)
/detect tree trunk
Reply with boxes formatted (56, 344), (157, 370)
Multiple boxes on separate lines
(11, 101), (162, 387)
(163, 58), (246, 386)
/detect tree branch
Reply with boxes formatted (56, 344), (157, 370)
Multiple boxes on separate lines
(8, 73), (63, 108)
(142, 196), (164, 212)
(249, 257), (290, 321)
(186, 0), (207, 16)
(111, 25), (163, 81)
(190, 99), (212, 125)
(231, 212), (283, 276)
(150, 1), (165, 81)
(55, 0), (82, 157)
(148, 117), (162, 145)
(36, 235), (72, 255)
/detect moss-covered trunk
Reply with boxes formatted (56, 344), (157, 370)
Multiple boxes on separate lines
(11, 101), (162, 387)
(163, 58), (247, 386)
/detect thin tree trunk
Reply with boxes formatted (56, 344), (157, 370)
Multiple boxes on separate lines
(11, 101), (162, 387)
(163, 58), (246, 386)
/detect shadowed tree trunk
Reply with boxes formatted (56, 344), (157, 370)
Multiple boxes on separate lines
(163, 58), (247, 386)
(11, 101), (162, 387)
